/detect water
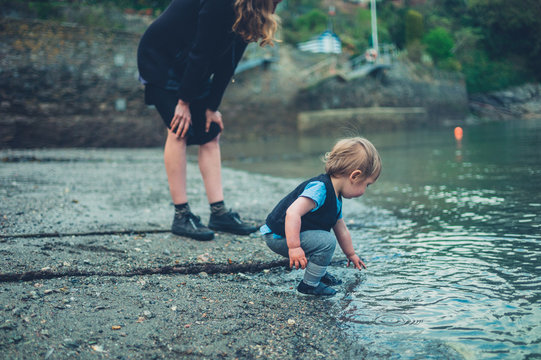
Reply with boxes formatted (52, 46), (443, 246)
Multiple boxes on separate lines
(221, 119), (541, 359)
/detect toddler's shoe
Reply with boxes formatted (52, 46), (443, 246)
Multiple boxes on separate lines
(172, 210), (214, 241)
(297, 281), (337, 296)
(320, 272), (343, 286)
(208, 210), (257, 235)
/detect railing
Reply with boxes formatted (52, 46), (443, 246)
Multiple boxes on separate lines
(350, 43), (397, 69)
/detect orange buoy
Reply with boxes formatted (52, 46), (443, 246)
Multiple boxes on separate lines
(454, 127), (463, 141)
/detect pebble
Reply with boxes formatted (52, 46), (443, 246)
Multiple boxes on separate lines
(91, 344), (104, 352)
(63, 339), (82, 349)
(44, 349), (54, 359)
(197, 253), (210, 262)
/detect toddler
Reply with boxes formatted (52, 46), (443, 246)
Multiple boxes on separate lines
(261, 137), (381, 295)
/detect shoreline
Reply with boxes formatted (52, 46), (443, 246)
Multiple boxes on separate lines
(0, 148), (367, 359)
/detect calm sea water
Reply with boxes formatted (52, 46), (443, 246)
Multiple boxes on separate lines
(221, 119), (541, 359)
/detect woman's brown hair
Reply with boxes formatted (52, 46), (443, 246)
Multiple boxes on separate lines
(232, 0), (279, 47)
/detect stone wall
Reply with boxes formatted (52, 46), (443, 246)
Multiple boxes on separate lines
(296, 62), (470, 128)
(0, 18), (163, 147)
(0, 18), (302, 147)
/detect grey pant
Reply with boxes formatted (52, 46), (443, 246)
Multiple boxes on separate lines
(265, 230), (336, 266)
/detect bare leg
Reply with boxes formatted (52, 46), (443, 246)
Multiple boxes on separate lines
(164, 131), (188, 204)
(200, 135), (257, 235)
(198, 135), (224, 204)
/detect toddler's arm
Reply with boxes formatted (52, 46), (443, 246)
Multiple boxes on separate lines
(285, 196), (316, 269)
(333, 219), (367, 270)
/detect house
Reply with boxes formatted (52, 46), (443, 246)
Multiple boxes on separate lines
(298, 30), (342, 54)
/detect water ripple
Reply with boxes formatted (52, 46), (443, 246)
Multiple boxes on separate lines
(375, 313), (422, 326)
(337, 220), (541, 359)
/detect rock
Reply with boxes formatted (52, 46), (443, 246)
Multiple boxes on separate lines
(469, 83), (541, 120)
(63, 339), (82, 349)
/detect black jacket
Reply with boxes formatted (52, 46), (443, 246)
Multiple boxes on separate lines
(265, 174), (341, 237)
(137, 0), (248, 111)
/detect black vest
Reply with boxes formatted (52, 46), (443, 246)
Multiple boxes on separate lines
(265, 174), (341, 237)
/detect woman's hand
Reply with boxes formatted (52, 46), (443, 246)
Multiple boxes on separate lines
(288, 247), (307, 270)
(205, 109), (224, 133)
(171, 99), (191, 138)
(347, 253), (367, 270)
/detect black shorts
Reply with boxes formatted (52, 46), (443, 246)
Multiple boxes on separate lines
(144, 85), (222, 146)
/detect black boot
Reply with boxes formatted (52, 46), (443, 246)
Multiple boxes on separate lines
(172, 209), (214, 241)
(208, 209), (257, 235)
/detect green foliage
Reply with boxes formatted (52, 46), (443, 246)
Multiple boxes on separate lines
(468, 0), (541, 82)
(405, 9), (423, 46)
(423, 27), (454, 64)
(438, 58), (461, 72)
(379, 2), (406, 49)
(339, 34), (363, 54)
(27, 1), (63, 19)
(399, 0), (541, 91)
(438, 0), (469, 21)
(278, 0), (324, 44)
(282, 0), (322, 13)
(461, 50), (530, 93)
(333, 8), (371, 51)
(451, 27), (483, 57)
(293, 9), (328, 41)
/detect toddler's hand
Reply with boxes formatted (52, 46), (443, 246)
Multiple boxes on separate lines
(288, 247), (307, 270)
(347, 254), (367, 270)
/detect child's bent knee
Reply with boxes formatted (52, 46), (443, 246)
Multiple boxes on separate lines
(319, 236), (336, 255)
(300, 230), (336, 264)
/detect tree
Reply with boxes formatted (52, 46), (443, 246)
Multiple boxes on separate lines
(468, 0), (541, 81)
(423, 27), (453, 64)
(462, 50), (529, 93)
(295, 9), (328, 35)
(405, 9), (423, 46)
(379, 2), (406, 49)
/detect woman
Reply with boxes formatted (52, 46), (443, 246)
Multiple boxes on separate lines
(137, 0), (280, 240)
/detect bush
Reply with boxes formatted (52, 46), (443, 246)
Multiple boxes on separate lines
(423, 27), (454, 64)
(294, 8), (328, 40)
(405, 9), (423, 46)
(27, 1), (63, 20)
(379, 2), (406, 49)
(462, 50), (530, 93)
(438, 58), (462, 72)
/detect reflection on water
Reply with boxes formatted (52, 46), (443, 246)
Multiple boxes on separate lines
(222, 119), (541, 359)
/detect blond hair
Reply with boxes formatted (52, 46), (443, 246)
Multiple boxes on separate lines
(232, 0), (279, 47)
(324, 137), (382, 179)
